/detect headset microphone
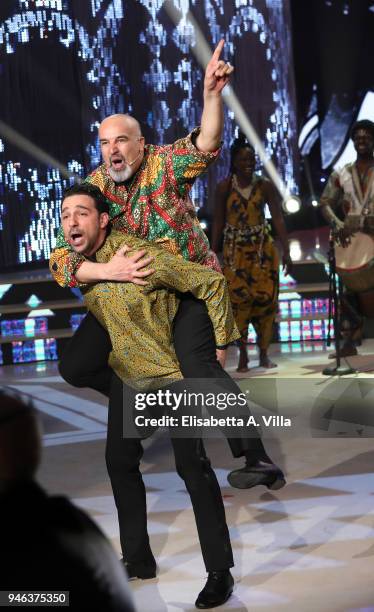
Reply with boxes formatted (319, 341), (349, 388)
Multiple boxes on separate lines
(126, 150), (142, 166)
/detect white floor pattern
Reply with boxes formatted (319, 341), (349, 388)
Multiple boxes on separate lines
(0, 343), (373, 611)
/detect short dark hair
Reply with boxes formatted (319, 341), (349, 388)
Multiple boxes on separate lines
(230, 132), (255, 173)
(350, 119), (374, 141)
(62, 182), (110, 215)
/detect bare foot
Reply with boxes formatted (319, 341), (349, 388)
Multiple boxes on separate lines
(259, 353), (277, 368)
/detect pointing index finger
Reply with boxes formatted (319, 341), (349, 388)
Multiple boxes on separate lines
(212, 39), (224, 62)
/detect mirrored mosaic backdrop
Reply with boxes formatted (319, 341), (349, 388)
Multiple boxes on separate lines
(0, 0), (298, 268)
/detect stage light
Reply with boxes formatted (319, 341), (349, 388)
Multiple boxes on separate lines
(199, 219), (208, 231)
(0, 120), (78, 180)
(289, 239), (302, 261)
(311, 198), (318, 207)
(282, 195), (301, 214)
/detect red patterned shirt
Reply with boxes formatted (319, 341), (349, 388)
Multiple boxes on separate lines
(50, 130), (221, 287)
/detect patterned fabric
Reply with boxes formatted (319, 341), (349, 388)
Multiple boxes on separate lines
(320, 162), (374, 221)
(222, 175), (279, 350)
(50, 129), (221, 287)
(82, 231), (240, 389)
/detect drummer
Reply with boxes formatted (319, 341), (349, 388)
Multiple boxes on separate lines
(319, 119), (374, 357)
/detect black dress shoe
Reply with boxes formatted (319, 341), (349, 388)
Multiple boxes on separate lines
(195, 570), (234, 609)
(121, 559), (157, 580)
(227, 459), (286, 490)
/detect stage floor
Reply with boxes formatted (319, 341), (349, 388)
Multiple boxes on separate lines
(0, 342), (373, 612)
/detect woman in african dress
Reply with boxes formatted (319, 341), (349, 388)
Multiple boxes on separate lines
(212, 136), (292, 372)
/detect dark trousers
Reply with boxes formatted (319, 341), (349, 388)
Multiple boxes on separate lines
(107, 374), (234, 572)
(59, 294), (268, 461)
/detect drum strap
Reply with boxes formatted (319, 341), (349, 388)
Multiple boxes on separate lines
(351, 164), (374, 221)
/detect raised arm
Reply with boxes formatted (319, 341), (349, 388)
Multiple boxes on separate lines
(168, 41), (233, 199)
(196, 40), (233, 152)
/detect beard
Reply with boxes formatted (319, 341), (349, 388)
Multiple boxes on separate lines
(108, 164), (134, 183)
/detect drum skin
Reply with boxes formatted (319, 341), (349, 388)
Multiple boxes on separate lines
(335, 232), (374, 292)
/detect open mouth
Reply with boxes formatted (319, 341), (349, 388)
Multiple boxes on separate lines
(69, 232), (85, 247)
(110, 156), (125, 170)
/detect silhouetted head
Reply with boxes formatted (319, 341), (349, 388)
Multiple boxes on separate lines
(0, 389), (41, 491)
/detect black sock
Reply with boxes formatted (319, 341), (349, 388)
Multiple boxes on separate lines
(244, 450), (272, 466)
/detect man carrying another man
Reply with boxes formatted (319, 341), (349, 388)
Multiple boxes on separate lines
(60, 181), (240, 609)
(50, 40), (285, 490)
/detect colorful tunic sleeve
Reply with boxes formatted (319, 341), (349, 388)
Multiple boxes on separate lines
(319, 170), (343, 210)
(143, 246), (240, 347)
(168, 128), (220, 198)
(49, 229), (87, 288)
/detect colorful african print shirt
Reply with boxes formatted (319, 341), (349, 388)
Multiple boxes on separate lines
(50, 129), (220, 287)
(82, 231), (239, 389)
